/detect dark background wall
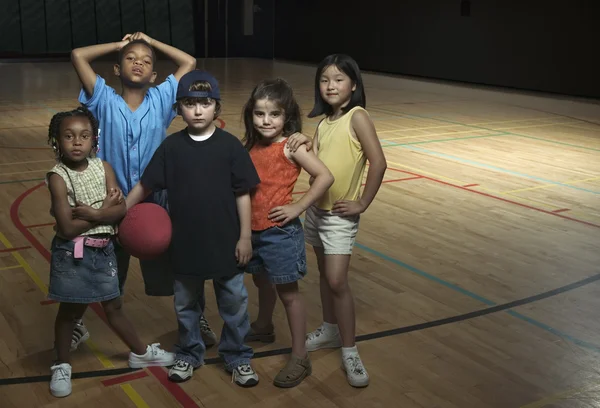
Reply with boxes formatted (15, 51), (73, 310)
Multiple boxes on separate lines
(1, 0), (598, 99)
(0, 0), (196, 57)
(273, 0), (600, 99)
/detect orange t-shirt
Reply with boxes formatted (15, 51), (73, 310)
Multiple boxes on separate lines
(249, 140), (301, 231)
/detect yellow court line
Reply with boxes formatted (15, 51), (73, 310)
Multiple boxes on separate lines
(375, 124), (456, 132)
(0, 264), (22, 271)
(0, 169), (47, 176)
(387, 160), (469, 185)
(385, 161), (599, 218)
(121, 384), (150, 408)
(493, 121), (577, 131)
(0, 231), (146, 406)
(520, 383), (600, 408)
(383, 129), (498, 139)
(500, 176), (600, 194)
(0, 159), (54, 167)
(470, 117), (561, 126)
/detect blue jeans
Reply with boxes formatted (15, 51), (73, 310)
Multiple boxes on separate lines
(247, 218), (307, 284)
(173, 273), (252, 370)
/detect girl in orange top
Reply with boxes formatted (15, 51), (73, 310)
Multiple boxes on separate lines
(243, 78), (334, 388)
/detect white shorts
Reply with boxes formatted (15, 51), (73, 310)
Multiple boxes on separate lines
(304, 206), (360, 255)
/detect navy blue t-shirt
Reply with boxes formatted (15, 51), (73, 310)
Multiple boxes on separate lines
(141, 128), (260, 279)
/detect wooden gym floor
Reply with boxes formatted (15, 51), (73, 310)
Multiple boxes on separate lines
(0, 58), (599, 408)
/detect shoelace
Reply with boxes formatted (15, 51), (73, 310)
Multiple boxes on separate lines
(231, 364), (254, 383)
(174, 360), (188, 369)
(52, 366), (70, 382)
(306, 326), (325, 340)
(148, 343), (165, 356)
(199, 316), (211, 332)
(345, 355), (366, 375)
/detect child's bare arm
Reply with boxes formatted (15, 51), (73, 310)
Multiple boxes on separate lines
(48, 174), (96, 240)
(71, 40), (130, 96)
(71, 162), (127, 224)
(125, 182), (152, 210)
(124, 32), (196, 81)
(286, 132), (313, 152)
(268, 146), (334, 225)
(235, 191), (252, 266)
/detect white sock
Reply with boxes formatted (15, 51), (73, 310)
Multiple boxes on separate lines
(323, 321), (339, 333)
(342, 346), (358, 357)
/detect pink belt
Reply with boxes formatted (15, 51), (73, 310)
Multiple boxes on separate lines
(72, 236), (111, 259)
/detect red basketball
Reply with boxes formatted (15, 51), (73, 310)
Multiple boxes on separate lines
(117, 203), (172, 260)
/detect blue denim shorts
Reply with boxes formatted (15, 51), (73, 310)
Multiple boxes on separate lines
(48, 236), (120, 303)
(247, 218), (307, 284)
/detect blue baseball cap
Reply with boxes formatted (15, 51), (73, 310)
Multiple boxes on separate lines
(176, 70), (221, 100)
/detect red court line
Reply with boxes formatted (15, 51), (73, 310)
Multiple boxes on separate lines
(10, 183), (112, 325)
(386, 167), (600, 229)
(553, 208), (570, 213)
(0, 145), (48, 150)
(292, 175), (422, 195)
(0, 246), (30, 253)
(147, 367), (200, 408)
(463, 184), (479, 188)
(40, 299), (57, 305)
(25, 222), (55, 229)
(102, 371), (149, 387)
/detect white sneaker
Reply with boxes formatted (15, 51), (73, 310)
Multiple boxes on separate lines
(50, 363), (72, 397)
(168, 359), (194, 382)
(231, 364), (259, 387)
(128, 343), (175, 368)
(342, 353), (369, 387)
(70, 321), (90, 351)
(305, 323), (342, 351)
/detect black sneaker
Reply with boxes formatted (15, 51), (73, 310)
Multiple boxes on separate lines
(70, 320), (90, 351)
(168, 359), (194, 382)
(200, 315), (217, 347)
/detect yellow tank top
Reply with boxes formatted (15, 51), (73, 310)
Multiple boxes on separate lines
(315, 106), (368, 210)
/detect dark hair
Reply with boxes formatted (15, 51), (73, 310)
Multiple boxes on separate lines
(174, 81), (222, 118)
(308, 54), (366, 118)
(241, 78), (302, 150)
(118, 39), (156, 65)
(48, 105), (99, 160)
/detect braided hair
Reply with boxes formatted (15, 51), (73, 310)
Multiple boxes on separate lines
(48, 105), (99, 161)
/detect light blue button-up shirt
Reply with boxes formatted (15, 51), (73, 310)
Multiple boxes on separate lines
(78, 74), (178, 195)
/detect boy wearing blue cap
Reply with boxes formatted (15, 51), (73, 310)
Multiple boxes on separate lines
(126, 70), (261, 386)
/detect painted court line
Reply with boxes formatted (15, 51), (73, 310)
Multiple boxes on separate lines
(6, 186), (149, 407)
(0, 264), (22, 271)
(400, 144), (600, 194)
(383, 133), (507, 145)
(0, 178), (45, 185)
(10, 182), (200, 408)
(0, 246), (30, 253)
(372, 106), (600, 153)
(385, 162), (600, 229)
(102, 371), (149, 387)
(354, 242), (600, 353)
(520, 382), (600, 408)
(375, 160), (598, 223)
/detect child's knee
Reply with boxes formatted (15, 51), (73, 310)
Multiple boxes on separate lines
(326, 276), (349, 295)
(101, 297), (123, 315)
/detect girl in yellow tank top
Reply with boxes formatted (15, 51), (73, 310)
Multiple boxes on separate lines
(303, 54), (387, 389)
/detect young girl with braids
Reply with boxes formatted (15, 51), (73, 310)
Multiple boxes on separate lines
(45, 106), (174, 399)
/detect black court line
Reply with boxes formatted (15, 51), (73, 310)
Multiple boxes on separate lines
(2, 273), (599, 386)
